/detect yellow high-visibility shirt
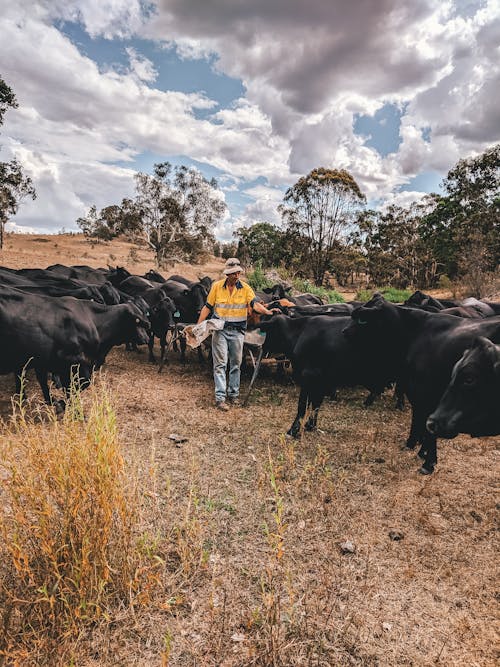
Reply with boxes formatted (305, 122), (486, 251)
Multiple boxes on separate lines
(205, 279), (256, 330)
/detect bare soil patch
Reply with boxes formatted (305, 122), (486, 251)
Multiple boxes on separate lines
(0, 234), (498, 665)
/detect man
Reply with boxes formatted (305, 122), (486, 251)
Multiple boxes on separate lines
(197, 257), (277, 410)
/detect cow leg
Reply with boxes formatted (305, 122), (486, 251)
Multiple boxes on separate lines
(305, 389), (325, 431)
(394, 382), (405, 410)
(34, 368), (65, 413)
(148, 334), (156, 362)
(419, 432), (437, 475)
(180, 337), (187, 363)
(363, 390), (378, 407)
(159, 333), (167, 367)
(287, 385), (309, 438)
(405, 406), (426, 450)
(125, 341), (138, 352)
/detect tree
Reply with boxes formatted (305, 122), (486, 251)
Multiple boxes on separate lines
(134, 162), (226, 266)
(421, 144), (500, 279)
(279, 167), (366, 285)
(355, 201), (438, 288)
(236, 222), (285, 268)
(0, 77), (36, 248)
(77, 198), (142, 241)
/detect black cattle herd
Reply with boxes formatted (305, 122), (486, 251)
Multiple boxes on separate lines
(0, 264), (499, 475)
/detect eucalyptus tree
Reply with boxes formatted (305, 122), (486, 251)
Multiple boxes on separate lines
(134, 162), (226, 266)
(0, 77), (36, 248)
(279, 167), (365, 285)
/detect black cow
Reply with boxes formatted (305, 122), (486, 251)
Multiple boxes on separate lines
(144, 269), (167, 283)
(0, 269), (105, 303)
(286, 302), (360, 318)
(116, 281), (177, 363)
(404, 290), (459, 310)
(258, 314), (395, 437)
(106, 266), (132, 287)
(0, 287), (148, 408)
(261, 284), (293, 300)
(426, 337), (500, 439)
(343, 295), (500, 474)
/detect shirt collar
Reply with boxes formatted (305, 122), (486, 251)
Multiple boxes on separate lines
(223, 278), (243, 289)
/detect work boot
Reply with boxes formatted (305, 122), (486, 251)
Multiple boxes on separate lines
(216, 401), (230, 412)
(227, 396), (240, 407)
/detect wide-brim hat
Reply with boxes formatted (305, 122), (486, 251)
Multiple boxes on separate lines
(223, 258), (243, 275)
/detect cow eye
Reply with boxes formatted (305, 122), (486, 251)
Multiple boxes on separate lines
(462, 376), (475, 385)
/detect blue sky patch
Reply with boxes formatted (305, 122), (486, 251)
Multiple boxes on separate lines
(353, 103), (404, 157)
(58, 21), (245, 109)
(400, 170), (443, 194)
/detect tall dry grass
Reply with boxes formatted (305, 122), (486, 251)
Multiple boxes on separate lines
(0, 379), (148, 664)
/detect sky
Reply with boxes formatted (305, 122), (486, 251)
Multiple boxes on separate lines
(0, 0), (499, 241)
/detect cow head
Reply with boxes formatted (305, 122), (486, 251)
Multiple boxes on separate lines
(149, 296), (176, 336)
(342, 292), (388, 340)
(123, 304), (151, 345)
(262, 284), (292, 300)
(426, 337), (500, 438)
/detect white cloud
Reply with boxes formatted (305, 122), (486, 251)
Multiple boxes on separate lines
(126, 47), (158, 83)
(1, 0), (499, 235)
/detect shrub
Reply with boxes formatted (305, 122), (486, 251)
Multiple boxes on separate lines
(291, 278), (345, 303)
(355, 287), (412, 303)
(0, 380), (144, 663)
(247, 262), (274, 291)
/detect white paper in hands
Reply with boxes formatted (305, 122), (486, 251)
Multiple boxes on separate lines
(184, 318), (225, 348)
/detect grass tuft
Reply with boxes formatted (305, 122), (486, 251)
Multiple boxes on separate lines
(0, 378), (151, 664)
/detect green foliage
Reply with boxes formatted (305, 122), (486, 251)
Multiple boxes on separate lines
(355, 287), (412, 303)
(77, 162), (227, 265)
(438, 274), (452, 290)
(0, 76), (36, 248)
(421, 144), (500, 279)
(236, 222), (286, 268)
(279, 166), (366, 285)
(246, 262), (274, 291)
(291, 278), (345, 303)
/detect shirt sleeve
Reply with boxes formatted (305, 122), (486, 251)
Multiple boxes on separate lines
(246, 284), (256, 305)
(206, 283), (217, 308)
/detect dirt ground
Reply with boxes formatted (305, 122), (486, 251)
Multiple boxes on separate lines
(0, 234), (499, 666)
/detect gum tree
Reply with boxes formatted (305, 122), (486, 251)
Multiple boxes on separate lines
(279, 167), (365, 285)
(0, 77), (36, 248)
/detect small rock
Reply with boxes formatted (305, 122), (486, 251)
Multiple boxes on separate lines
(470, 510), (482, 522)
(388, 530), (404, 541)
(382, 622), (392, 632)
(374, 457), (385, 464)
(231, 632), (246, 642)
(168, 433), (188, 444)
(297, 520), (306, 530)
(339, 540), (356, 554)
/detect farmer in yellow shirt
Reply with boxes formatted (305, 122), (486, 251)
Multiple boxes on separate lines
(197, 258), (277, 410)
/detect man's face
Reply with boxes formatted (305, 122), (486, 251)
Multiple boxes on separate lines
(227, 270), (241, 284)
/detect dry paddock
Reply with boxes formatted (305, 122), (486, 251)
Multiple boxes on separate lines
(0, 341), (497, 666)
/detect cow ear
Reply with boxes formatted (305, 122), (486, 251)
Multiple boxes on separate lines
(262, 287), (272, 294)
(285, 286), (292, 293)
(475, 336), (497, 356)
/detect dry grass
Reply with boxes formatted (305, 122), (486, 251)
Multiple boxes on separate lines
(0, 235), (498, 665)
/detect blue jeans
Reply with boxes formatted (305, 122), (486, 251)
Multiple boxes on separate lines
(212, 328), (245, 402)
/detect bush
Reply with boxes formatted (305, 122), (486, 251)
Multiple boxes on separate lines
(291, 278), (345, 303)
(247, 263), (275, 291)
(355, 287), (412, 303)
(0, 380), (148, 663)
